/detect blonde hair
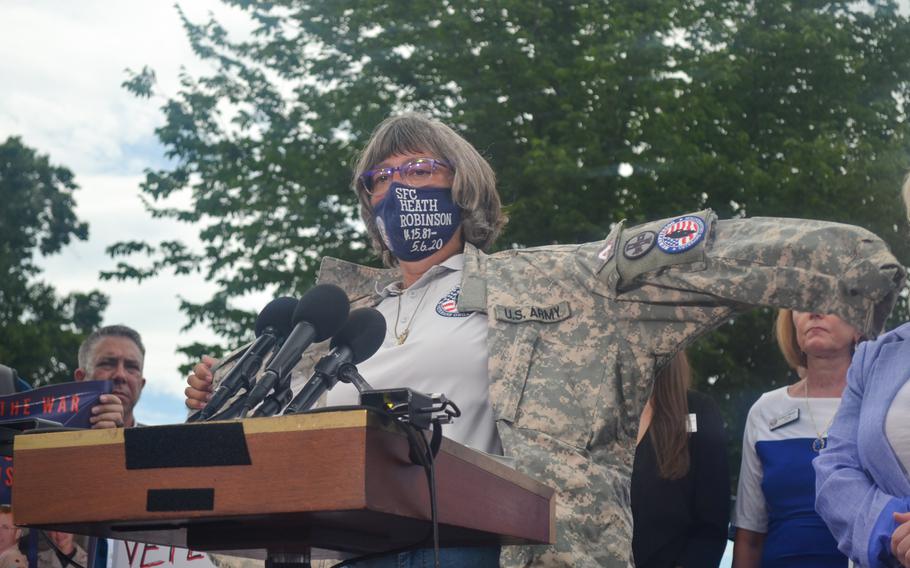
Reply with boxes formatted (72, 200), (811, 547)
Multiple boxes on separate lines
(775, 309), (806, 371)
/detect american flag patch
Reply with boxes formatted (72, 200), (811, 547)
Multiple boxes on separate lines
(657, 215), (706, 254)
(435, 286), (469, 318)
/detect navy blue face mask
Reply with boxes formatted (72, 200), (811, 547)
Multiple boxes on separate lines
(373, 182), (462, 262)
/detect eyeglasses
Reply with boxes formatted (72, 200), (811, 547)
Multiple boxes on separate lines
(359, 158), (453, 195)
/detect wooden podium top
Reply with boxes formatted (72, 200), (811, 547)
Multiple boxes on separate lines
(12, 409), (554, 555)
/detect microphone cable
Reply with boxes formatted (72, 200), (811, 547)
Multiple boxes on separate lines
(331, 421), (444, 568)
(409, 423), (440, 568)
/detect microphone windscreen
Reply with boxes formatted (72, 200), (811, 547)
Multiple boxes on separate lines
(330, 307), (387, 363)
(294, 284), (350, 342)
(255, 296), (299, 337)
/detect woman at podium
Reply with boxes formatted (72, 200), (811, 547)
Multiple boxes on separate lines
(186, 113), (903, 567)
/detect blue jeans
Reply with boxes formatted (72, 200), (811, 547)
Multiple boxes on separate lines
(343, 546), (500, 568)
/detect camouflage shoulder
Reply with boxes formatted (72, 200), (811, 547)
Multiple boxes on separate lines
(318, 256), (399, 305)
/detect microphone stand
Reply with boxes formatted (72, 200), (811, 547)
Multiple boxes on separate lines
(253, 381), (294, 417)
(283, 351), (365, 415)
(336, 363), (374, 393)
(209, 393), (251, 421)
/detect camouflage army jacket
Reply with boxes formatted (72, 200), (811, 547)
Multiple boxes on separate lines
(314, 209), (902, 568)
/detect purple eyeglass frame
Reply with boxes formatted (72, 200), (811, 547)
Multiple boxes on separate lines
(358, 158), (453, 194)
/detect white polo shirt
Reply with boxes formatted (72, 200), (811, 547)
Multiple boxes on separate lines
(885, 380), (910, 474)
(324, 254), (502, 456)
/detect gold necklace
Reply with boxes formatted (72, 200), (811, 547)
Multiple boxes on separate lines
(804, 381), (838, 452)
(393, 284), (432, 345)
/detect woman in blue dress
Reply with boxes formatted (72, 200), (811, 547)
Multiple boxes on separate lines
(733, 309), (860, 567)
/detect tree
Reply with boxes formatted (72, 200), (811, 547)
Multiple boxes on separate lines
(0, 137), (108, 386)
(666, 0), (910, 471)
(110, 0), (910, 480)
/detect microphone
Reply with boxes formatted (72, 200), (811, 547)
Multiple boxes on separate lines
(242, 284), (350, 414)
(196, 296), (298, 421)
(283, 307), (386, 415)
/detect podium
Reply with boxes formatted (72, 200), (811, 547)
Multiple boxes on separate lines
(11, 409), (554, 560)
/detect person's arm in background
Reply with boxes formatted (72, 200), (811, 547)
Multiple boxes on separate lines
(815, 337), (910, 568)
(731, 400), (767, 568)
(733, 529), (766, 568)
(681, 393), (730, 568)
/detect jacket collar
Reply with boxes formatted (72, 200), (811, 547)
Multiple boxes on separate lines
(887, 321), (910, 341)
(317, 244), (488, 308)
(317, 257), (398, 306)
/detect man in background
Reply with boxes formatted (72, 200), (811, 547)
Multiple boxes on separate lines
(36, 531), (87, 568)
(74, 325), (147, 428)
(0, 507), (25, 568)
(52, 325), (150, 568)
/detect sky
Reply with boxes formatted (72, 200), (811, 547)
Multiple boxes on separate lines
(0, 1), (261, 425)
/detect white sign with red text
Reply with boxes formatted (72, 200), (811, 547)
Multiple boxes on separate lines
(110, 541), (216, 568)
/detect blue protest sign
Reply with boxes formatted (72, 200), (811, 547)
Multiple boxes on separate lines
(0, 380), (112, 505)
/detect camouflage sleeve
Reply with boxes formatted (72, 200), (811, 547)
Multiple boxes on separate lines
(472, 211), (902, 568)
(598, 210), (903, 353)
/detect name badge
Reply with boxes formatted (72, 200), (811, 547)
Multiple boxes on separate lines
(769, 407), (800, 430)
(494, 302), (571, 324)
(686, 413), (697, 433)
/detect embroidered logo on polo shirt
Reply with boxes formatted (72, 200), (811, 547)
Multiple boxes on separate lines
(435, 286), (469, 318)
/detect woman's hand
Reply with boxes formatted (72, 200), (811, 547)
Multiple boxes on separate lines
(891, 512), (910, 566)
(185, 355), (218, 410)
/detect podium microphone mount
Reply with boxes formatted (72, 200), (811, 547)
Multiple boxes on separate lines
(358, 388), (460, 432)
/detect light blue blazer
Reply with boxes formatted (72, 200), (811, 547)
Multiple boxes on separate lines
(815, 322), (910, 568)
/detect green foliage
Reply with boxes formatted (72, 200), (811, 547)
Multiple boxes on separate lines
(0, 137), (109, 386)
(114, 0), (910, 484)
(122, 66), (157, 99)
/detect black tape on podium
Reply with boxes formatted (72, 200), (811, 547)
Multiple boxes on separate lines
(147, 488), (215, 512)
(124, 422), (252, 469)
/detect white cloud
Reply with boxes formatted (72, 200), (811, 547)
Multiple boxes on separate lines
(38, 174), (223, 403)
(0, 1), (257, 424)
(0, 0), (251, 175)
